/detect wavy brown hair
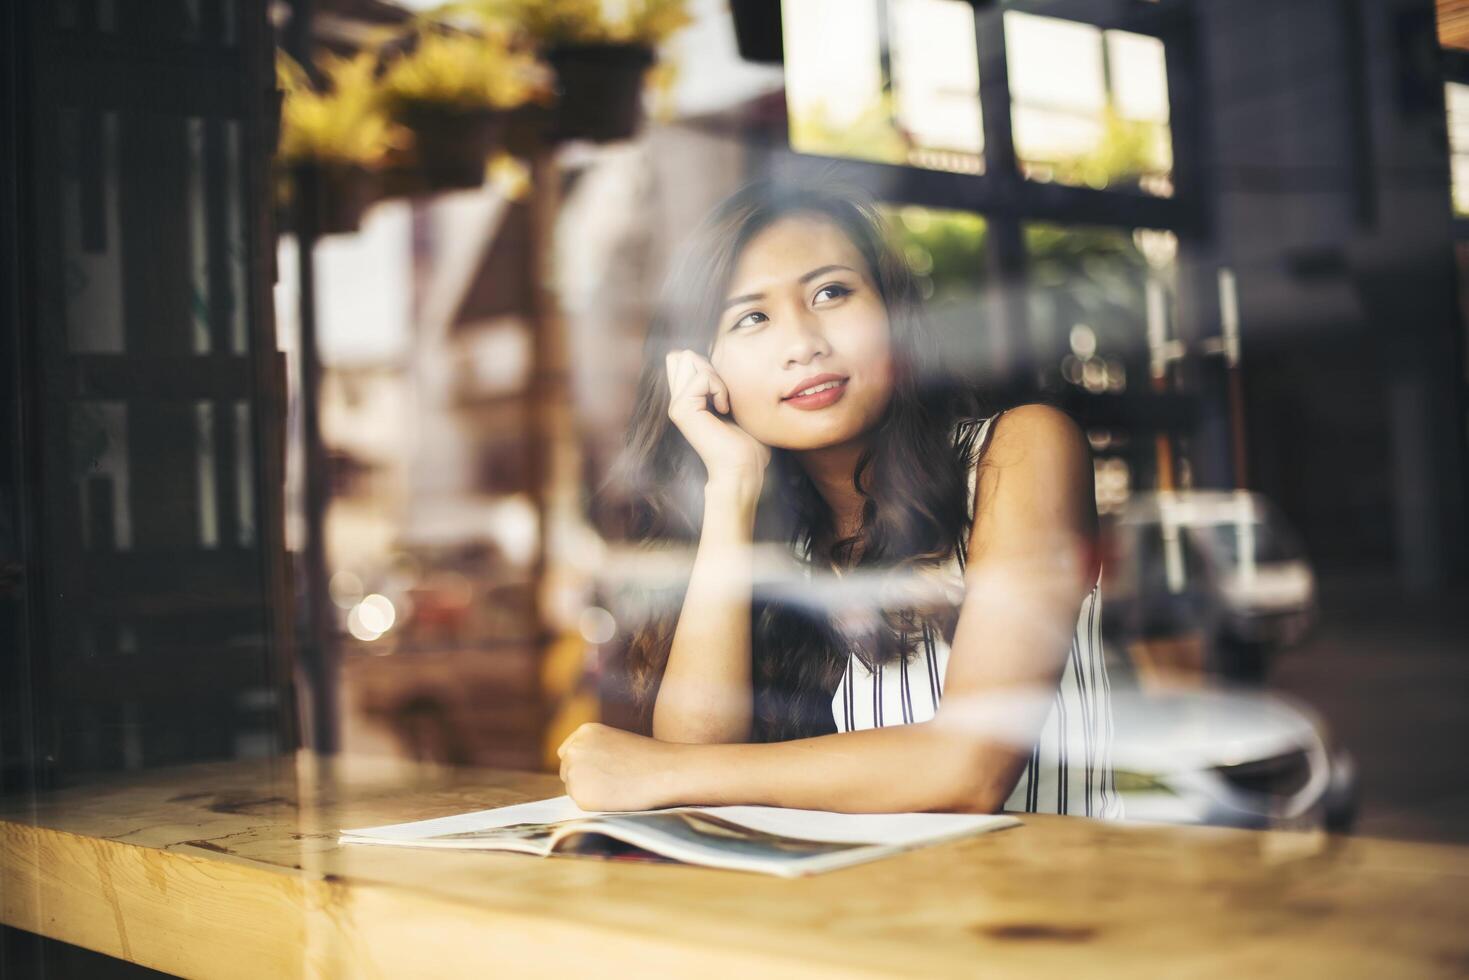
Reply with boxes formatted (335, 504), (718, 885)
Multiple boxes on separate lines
(608, 177), (991, 742)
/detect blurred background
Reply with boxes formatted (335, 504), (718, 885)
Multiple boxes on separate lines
(2, 0), (1467, 849)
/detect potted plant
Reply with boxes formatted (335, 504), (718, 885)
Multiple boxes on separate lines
(377, 23), (553, 192)
(445, 0), (690, 143)
(276, 52), (406, 236)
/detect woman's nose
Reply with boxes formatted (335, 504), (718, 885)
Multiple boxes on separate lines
(783, 309), (830, 367)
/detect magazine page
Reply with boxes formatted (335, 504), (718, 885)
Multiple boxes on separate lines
(339, 795), (629, 844)
(341, 796), (1020, 875)
(340, 795), (1017, 848)
(543, 811), (913, 877)
(676, 804), (1019, 847)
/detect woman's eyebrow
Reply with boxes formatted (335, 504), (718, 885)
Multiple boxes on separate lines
(720, 264), (857, 312)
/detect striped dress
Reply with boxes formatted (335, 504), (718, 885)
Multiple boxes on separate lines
(824, 414), (1123, 819)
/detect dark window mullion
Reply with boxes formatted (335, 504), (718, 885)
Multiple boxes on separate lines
(998, 0), (1185, 39)
(1163, 8), (1206, 236)
(975, 5), (1030, 393)
(975, 5), (1020, 190)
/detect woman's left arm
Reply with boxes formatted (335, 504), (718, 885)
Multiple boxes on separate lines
(559, 405), (1100, 814)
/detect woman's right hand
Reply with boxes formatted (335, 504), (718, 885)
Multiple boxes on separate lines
(665, 349), (771, 490)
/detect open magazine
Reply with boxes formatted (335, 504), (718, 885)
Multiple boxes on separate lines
(339, 796), (1020, 878)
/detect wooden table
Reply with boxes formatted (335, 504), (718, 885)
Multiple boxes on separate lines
(2, 752), (1467, 978)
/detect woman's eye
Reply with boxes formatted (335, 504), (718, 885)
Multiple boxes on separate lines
(729, 285), (849, 331)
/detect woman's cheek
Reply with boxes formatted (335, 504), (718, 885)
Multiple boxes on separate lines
(732, 380), (775, 434)
(714, 359), (764, 424)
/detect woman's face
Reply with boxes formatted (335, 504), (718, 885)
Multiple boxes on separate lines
(708, 213), (894, 452)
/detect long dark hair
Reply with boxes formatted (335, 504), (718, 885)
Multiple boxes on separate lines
(609, 177), (989, 742)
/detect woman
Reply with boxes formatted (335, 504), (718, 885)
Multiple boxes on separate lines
(558, 178), (1121, 818)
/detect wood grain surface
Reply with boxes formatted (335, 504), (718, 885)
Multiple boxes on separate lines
(3, 752), (1468, 978)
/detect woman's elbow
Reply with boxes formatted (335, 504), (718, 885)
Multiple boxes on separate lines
(651, 715), (751, 744)
(937, 779), (1010, 815)
(923, 734), (1014, 814)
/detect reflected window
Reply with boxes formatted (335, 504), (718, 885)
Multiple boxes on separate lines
(1025, 223), (1177, 509)
(1025, 222), (1156, 388)
(882, 204), (993, 378)
(889, 0), (985, 173)
(1446, 82), (1469, 216)
(784, 0), (984, 173)
(1005, 11), (1173, 196)
(784, 0), (894, 164)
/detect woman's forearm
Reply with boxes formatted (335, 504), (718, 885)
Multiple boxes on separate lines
(652, 477), (761, 743)
(661, 719), (1025, 814)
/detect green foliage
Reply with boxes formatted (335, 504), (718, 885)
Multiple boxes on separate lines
(429, 0), (692, 47)
(1026, 223), (1148, 290)
(886, 206), (989, 293)
(378, 26), (553, 112)
(1049, 106), (1171, 191)
(276, 51), (406, 166)
(788, 90), (910, 167)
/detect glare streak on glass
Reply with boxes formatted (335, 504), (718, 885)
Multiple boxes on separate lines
(227, 120), (249, 354)
(196, 400), (220, 548)
(1145, 276), (1167, 381)
(1235, 492), (1258, 585)
(188, 117), (212, 355)
(236, 400), (256, 547)
(1217, 266), (1240, 367)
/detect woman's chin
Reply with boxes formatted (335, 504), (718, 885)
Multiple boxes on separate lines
(758, 416), (871, 453)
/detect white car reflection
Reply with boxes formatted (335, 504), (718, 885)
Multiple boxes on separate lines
(1103, 688), (1357, 831)
(1103, 490), (1318, 679)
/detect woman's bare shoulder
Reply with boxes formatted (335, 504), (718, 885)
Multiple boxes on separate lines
(981, 403), (1090, 471)
(969, 403), (1098, 578)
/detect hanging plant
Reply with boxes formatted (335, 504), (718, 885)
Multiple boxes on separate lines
(275, 51), (408, 235)
(499, 0), (692, 47)
(377, 24), (554, 191)
(543, 42), (655, 143)
(434, 0), (691, 143)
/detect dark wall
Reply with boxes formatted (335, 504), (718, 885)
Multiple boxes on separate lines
(1, 0), (298, 793)
(1, 0), (40, 798)
(1193, 0), (1467, 583)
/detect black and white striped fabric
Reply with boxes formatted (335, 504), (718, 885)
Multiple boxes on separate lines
(824, 414), (1123, 819)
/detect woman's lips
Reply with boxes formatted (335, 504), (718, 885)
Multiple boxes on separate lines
(782, 378), (848, 410)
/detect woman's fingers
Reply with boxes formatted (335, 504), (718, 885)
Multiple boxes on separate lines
(665, 349), (726, 418)
(661, 349), (769, 480)
(688, 358), (729, 416)
(707, 369), (730, 415)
